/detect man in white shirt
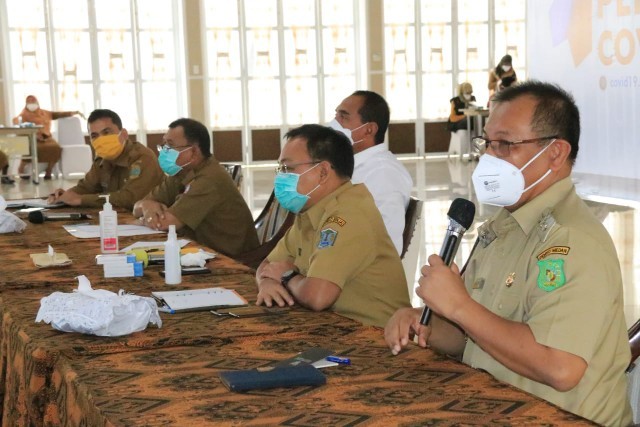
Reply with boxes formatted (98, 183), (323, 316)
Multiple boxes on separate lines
(329, 90), (413, 255)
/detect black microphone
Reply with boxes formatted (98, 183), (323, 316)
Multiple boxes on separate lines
(419, 198), (476, 326)
(28, 210), (92, 224)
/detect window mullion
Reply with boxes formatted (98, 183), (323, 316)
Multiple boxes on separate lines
(131, 0), (145, 139)
(237, 0), (251, 164)
(87, 0), (101, 109)
(414, 0), (423, 155)
(315, 0), (324, 123)
(43, 0), (58, 109)
(276, 0), (286, 130)
(451, 0), (459, 95)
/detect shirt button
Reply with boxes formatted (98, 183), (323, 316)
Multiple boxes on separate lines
(498, 303), (503, 310)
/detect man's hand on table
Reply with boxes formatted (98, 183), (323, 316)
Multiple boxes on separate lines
(384, 307), (432, 355)
(47, 188), (82, 206)
(256, 260), (297, 308)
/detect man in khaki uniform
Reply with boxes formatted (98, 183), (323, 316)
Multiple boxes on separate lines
(384, 81), (631, 425)
(133, 118), (258, 257)
(256, 124), (410, 327)
(47, 109), (163, 210)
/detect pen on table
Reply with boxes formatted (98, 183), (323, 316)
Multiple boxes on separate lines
(157, 306), (175, 314)
(326, 356), (350, 365)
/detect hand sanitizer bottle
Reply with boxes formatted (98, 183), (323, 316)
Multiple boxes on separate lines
(164, 224), (181, 285)
(98, 195), (118, 253)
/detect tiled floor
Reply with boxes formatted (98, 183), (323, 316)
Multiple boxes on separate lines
(3, 156), (639, 328)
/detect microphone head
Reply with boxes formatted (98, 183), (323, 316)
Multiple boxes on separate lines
(448, 198), (476, 230)
(28, 210), (46, 224)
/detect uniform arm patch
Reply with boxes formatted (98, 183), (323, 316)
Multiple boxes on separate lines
(537, 259), (566, 292)
(318, 228), (338, 249)
(129, 160), (142, 180)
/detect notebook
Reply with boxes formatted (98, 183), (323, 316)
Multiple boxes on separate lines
(219, 365), (326, 392)
(5, 198), (65, 209)
(151, 287), (248, 313)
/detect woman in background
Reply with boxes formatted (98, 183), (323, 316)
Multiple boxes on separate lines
(0, 150), (14, 184)
(447, 82), (475, 132)
(488, 54), (517, 99)
(12, 95), (84, 180)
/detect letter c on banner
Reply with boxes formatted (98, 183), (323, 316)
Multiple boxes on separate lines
(598, 31), (614, 65)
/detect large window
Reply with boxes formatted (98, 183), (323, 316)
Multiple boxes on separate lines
(383, 0), (526, 121)
(203, 0), (364, 161)
(2, 0), (185, 133)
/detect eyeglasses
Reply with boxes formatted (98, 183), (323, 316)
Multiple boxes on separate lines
(275, 161), (320, 174)
(472, 135), (558, 157)
(157, 144), (191, 153)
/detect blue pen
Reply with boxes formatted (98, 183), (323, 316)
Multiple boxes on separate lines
(326, 356), (350, 365)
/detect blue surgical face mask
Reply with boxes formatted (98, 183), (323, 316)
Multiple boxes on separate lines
(274, 163), (321, 213)
(158, 146), (191, 176)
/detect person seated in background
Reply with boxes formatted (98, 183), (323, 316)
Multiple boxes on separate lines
(0, 150), (14, 185)
(133, 118), (259, 257)
(255, 124), (410, 327)
(47, 109), (163, 210)
(488, 54), (517, 99)
(12, 95), (84, 180)
(384, 81), (631, 425)
(329, 90), (412, 256)
(447, 82), (476, 132)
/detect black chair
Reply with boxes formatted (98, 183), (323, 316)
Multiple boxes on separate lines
(401, 197), (423, 259)
(628, 319), (640, 369)
(221, 163), (242, 189)
(235, 191), (295, 270)
(627, 319), (640, 423)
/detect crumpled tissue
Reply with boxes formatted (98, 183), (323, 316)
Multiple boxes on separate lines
(35, 275), (162, 336)
(181, 249), (216, 268)
(0, 195), (27, 234)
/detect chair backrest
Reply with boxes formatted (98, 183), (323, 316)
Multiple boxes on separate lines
(401, 197), (423, 259)
(254, 191), (293, 245)
(235, 191), (295, 270)
(628, 319), (640, 423)
(629, 319), (640, 368)
(57, 117), (85, 147)
(221, 163), (243, 189)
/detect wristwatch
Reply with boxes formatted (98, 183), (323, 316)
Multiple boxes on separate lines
(281, 269), (300, 288)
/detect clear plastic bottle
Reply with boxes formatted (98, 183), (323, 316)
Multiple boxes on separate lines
(98, 195), (118, 253)
(164, 224), (181, 285)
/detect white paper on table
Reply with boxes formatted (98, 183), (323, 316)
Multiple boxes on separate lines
(119, 240), (190, 253)
(63, 224), (165, 238)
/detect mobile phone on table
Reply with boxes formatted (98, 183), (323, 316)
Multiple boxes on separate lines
(159, 267), (210, 277)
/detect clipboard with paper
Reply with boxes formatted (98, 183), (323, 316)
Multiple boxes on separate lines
(151, 287), (248, 313)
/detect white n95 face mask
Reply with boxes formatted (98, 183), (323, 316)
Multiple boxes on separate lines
(328, 119), (367, 145)
(472, 140), (556, 207)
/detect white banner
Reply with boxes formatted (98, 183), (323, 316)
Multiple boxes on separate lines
(528, 0), (640, 179)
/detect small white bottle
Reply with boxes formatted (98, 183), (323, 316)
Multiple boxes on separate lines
(164, 224), (182, 285)
(98, 195), (118, 253)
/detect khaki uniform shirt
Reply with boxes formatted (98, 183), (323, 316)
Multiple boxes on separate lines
(147, 157), (259, 257)
(70, 140), (163, 210)
(268, 182), (410, 327)
(462, 177), (632, 426)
